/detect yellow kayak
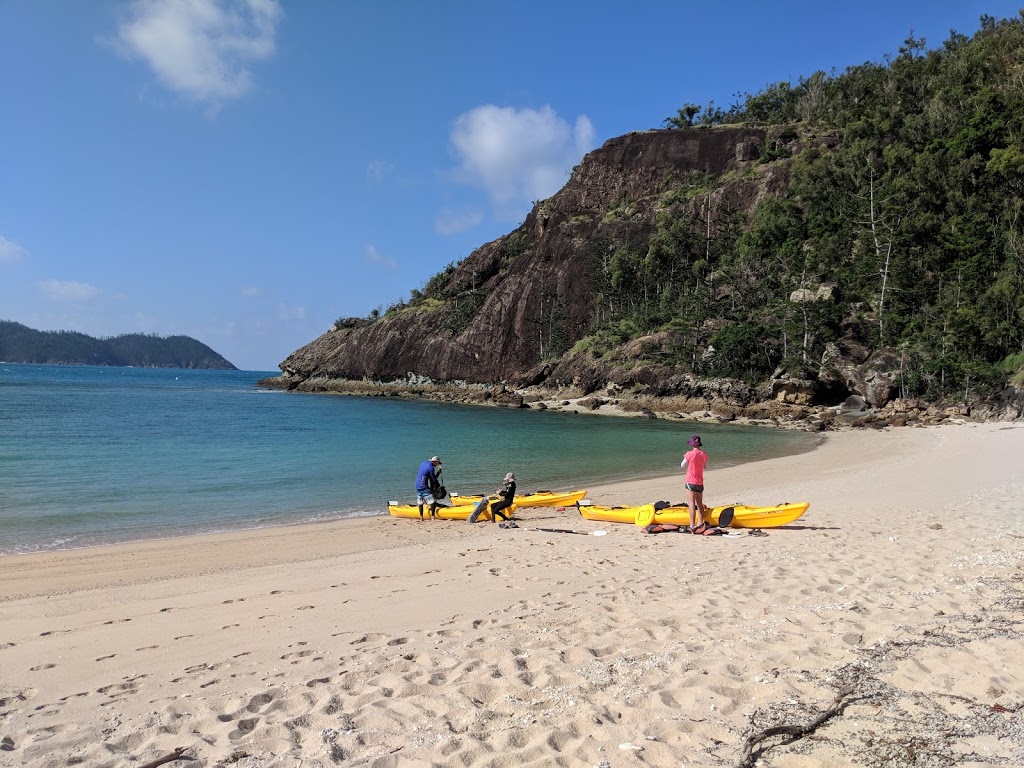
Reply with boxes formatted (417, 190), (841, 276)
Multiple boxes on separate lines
(579, 501), (810, 529)
(387, 501), (513, 521)
(448, 489), (588, 508)
(388, 489), (587, 521)
(578, 503), (650, 523)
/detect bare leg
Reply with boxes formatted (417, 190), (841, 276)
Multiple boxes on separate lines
(418, 503), (425, 521)
(694, 492), (705, 526)
(686, 489), (698, 528)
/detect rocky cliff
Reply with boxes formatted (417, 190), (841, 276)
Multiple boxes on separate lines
(264, 125), (1024, 427)
(276, 127), (780, 383)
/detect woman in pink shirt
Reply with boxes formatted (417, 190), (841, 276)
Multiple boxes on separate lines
(679, 435), (708, 533)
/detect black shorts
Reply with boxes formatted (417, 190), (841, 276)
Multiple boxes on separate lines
(685, 483), (704, 493)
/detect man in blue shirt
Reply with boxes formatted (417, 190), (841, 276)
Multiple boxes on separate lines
(415, 456), (443, 521)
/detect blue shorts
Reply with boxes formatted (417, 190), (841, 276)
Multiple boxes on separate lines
(416, 490), (435, 504)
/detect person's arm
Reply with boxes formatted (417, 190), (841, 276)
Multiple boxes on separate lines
(680, 457), (688, 470)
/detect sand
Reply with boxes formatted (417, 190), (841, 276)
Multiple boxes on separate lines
(2, 422), (1023, 767)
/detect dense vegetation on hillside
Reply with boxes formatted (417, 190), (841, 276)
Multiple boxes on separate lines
(0, 321), (236, 369)
(398, 12), (1024, 402)
(645, 12), (1024, 398)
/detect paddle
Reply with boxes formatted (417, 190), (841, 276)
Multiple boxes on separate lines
(536, 527), (608, 536)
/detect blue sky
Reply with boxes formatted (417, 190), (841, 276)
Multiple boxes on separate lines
(2, 1), (1021, 371)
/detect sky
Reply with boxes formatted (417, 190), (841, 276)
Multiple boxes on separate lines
(2, 1), (1022, 371)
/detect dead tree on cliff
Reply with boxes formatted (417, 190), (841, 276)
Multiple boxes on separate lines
(851, 153), (911, 344)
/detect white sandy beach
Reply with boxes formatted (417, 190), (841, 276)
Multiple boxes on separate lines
(2, 422), (1023, 767)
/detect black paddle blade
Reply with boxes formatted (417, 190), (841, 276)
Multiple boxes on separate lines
(718, 506), (735, 527)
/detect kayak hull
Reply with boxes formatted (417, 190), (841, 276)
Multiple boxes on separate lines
(579, 504), (650, 524)
(579, 501), (810, 529)
(387, 502), (511, 521)
(449, 489), (588, 508)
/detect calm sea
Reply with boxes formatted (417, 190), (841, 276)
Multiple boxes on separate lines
(0, 364), (819, 555)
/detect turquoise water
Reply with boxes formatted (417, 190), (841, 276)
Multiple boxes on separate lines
(0, 364), (819, 554)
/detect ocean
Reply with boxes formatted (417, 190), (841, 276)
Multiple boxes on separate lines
(0, 364), (819, 555)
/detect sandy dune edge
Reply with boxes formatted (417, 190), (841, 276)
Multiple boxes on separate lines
(1, 422), (1023, 767)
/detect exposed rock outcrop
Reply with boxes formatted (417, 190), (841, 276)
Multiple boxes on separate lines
(263, 124), (1021, 428)
(275, 127), (775, 388)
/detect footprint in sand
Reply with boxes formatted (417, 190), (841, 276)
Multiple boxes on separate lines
(222, 598), (246, 604)
(222, 624), (240, 629)
(30, 663), (57, 671)
(103, 618), (132, 625)
(0, 642), (16, 650)
(95, 654), (116, 661)
(244, 692), (274, 713)
(97, 676), (146, 697)
(228, 717), (258, 740)
(0, 689), (37, 706)
(281, 649), (315, 660)
(136, 645), (159, 651)
(174, 635), (194, 641)
(296, 605), (315, 610)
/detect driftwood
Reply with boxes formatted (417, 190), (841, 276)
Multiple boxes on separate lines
(737, 687), (853, 768)
(137, 747), (192, 768)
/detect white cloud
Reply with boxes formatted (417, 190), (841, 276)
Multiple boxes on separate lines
(116, 0), (283, 104)
(276, 303), (305, 321)
(39, 280), (102, 302)
(241, 285), (262, 297)
(435, 209), (483, 236)
(367, 160), (393, 181)
(365, 244), (397, 271)
(449, 105), (596, 216)
(0, 235), (26, 264)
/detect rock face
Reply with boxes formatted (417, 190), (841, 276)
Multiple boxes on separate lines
(268, 125), (1019, 427)
(279, 127), (776, 387)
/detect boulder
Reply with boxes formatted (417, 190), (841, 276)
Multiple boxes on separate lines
(766, 377), (819, 405)
(850, 347), (904, 408)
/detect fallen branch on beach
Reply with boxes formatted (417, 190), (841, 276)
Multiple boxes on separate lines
(137, 747), (193, 768)
(737, 687), (854, 768)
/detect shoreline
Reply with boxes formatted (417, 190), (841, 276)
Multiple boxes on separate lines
(259, 373), (1024, 430)
(2, 413), (823, 559)
(3, 421), (1023, 766)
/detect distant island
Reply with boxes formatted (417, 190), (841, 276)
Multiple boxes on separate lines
(0, 320), (237, 370)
